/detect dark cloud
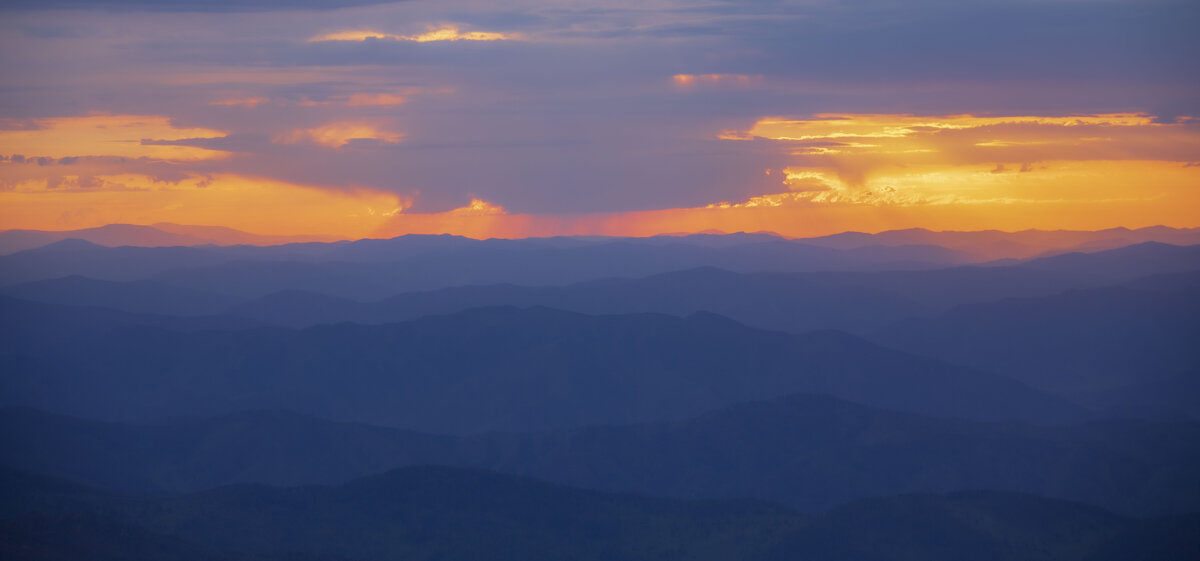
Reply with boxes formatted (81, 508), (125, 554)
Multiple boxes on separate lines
(731, 0), (1199, 87)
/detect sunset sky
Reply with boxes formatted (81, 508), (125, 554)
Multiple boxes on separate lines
(1, 0), (1197, 239)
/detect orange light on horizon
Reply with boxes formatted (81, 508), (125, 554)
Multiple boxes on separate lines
(0, 173), (405, 239)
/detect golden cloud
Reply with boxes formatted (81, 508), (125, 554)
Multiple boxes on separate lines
(672, 74), (763, 88)
(449, 198), (507, 216)
(308, 26), (521, 43)
(705, 112), (1200, 209)
(738, 113), (1198, 167)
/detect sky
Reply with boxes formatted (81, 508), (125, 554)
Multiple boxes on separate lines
(0, 0), (1197, 239)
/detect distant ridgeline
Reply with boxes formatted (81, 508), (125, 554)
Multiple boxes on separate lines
(1, 229), (1198, 560)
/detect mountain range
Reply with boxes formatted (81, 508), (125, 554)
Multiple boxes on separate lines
(4, 393), (1198, 516)
(3, 465), (1197, 561)
(5, 223), (1199, 262)
(2, 227), (1198, 558)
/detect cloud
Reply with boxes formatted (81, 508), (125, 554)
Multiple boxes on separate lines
(308, 25), (521, 43)
(210, 97), (270, 108)
(304, 93), (409, 107)
(1, 1), (402, 13)
(209, 93), (410, 109)
(781, 170), (835, 192)
(672, 74), (763, 88)
(207, 87), (449, 110)
(142, 133), (274, 153)
(274, 122), (404, 148)
(449, 198), (506, 216)
(730, 112), (1200, 188)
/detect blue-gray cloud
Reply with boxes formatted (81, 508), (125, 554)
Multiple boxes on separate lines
(0, 0), (405, 13)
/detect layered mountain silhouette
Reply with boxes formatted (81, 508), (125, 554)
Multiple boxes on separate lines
(2, 228), (1197, 558)
(224, 242), (1200, 332)
(0, 223), (334, 255)
(5, 223), (1197, 262)
(5, 242), (1198, 338)
(0, 300), (1085, 430)
(4, 394), (1198, 515)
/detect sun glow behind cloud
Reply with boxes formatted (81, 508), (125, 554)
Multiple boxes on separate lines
(697, 112), (1200, 213)
(368, 111), (1200, 240)
(371, 157), (1200, 240)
